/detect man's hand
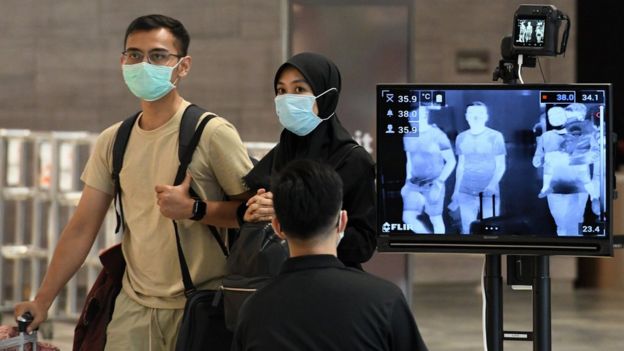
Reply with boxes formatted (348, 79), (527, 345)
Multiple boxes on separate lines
(14, 300), (48, 333)
(243, 189), (274, 222)
(448, 192), (460, 211)
(155, 172), (195, 220)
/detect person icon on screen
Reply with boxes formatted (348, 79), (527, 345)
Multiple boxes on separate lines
(386, 124), (395, 134)
(449, 101), (506, 234)
(401, 106), (456, 234)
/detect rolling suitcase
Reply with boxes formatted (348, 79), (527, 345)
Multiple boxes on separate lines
(0, 313), (59, 351)
(469, 192), (530, 235)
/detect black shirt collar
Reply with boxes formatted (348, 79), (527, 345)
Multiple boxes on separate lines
(280, 255), (345, 274)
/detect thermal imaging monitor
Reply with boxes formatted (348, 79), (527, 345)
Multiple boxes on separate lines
(377, 84), (613, 256)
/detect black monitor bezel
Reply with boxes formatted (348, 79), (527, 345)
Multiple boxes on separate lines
(376, 83), (614, 257)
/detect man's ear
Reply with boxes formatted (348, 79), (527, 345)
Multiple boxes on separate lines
(177, 55), (192, 78)
(338, 210), (348, 233)
(272, 217), (286, 240)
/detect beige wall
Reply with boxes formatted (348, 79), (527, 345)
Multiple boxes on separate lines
(0, 0), (283, 143)
(0, 0), (577, 139)
(411, 0), (576, 84)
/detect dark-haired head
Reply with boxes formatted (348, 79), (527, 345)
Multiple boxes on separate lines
(271, 159), (343, 240)
(124, 14), (190, 56)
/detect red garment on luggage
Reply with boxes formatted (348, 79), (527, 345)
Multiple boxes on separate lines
(72, 243), (125, 351)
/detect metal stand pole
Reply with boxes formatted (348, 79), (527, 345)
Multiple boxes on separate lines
(485, 254), (503, 351)
(533, 255), (551, 351)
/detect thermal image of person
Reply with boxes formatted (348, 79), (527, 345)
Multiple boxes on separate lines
(532, 103), (598, 236)
(450, 101), (506, 234)
(535, 21), (545, 44)
(401, 106), (456, 233)
(525, 21), (534, 42)
(518, 21), (527, 43)
(533, 106), (568, 198)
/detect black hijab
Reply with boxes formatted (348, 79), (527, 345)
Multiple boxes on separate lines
(244, 52), (358, 190)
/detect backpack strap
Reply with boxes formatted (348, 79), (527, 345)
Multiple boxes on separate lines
(111, 111), (141, 234)
(178, 104), (204, 164)
(172, 114), (211, 295)
(173, 106), (229, 259)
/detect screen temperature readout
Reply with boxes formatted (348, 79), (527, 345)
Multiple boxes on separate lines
(540, 91), (575, 103)
(579, 223), (606, 235)
(540, 90), (605, 104)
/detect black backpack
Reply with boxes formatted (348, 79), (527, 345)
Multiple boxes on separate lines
(219, 143), (362, 331)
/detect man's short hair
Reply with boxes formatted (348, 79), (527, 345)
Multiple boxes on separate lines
(466, 101), (488, 112)
(271, 159), (343, 240)
(124, 14), (190, 56)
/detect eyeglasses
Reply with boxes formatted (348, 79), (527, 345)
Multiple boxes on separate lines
(122, 49), (183, 66)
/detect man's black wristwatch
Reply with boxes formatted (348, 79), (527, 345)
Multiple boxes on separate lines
(190, 199), (206, 221)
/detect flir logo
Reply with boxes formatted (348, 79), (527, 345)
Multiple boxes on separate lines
(382, 222), (413, 232)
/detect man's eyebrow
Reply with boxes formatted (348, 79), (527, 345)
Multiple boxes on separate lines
(124, 47), (170, 52)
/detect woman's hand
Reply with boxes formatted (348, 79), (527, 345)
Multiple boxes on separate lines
(243, 188), (274, 222)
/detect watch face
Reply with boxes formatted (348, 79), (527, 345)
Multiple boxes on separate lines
(191, 199), (206, 220)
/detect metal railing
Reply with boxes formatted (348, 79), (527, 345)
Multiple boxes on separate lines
(0, 128), (275, 331)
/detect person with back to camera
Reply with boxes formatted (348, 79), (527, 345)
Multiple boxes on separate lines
(14, 14), (253, 350)
(241, 52), (377, 269)
(449, 101), (506, 234)
(401, 105), (456, 233)
(232, 159), (428, 351)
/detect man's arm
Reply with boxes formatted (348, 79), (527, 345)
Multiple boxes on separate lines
(532, 136), (544, 168)
(485, 154), (506, 194)
(452, 155), (465, 196)
(156, 173), (252, 228)
(14, 185), (112, 331)
(437, 149), (457, 182)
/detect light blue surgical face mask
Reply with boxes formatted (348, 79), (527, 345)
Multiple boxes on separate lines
(274, 88), (337, 136)
(122, 59), (183, 101)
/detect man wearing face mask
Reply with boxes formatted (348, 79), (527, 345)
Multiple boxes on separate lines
(232, 159), (428, 351)
(14, 14), (252, 350)
(450, 101), (507, 234)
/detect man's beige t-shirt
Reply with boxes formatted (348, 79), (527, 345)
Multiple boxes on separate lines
(81, 100), (252, 309)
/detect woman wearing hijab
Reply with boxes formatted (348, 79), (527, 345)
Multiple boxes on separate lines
(243, 52), (376, 269)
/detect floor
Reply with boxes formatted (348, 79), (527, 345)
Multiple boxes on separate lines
(2, 282), (623, 350)
(412, 282), (624, 351)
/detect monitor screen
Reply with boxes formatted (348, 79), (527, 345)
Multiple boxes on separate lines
(377, 84), (613, 256)
(514, 17), (546, 47)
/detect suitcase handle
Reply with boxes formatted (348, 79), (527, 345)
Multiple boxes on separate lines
(478, 192), (496, 220)
(16, 312), (33, 333)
